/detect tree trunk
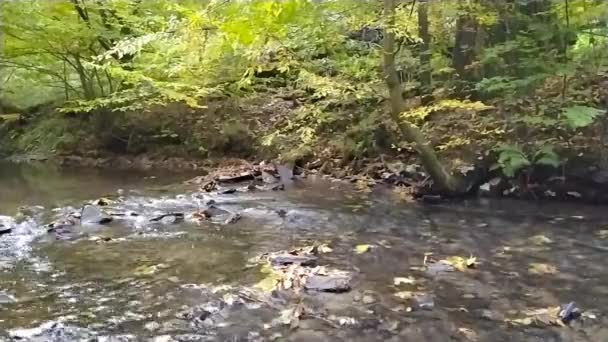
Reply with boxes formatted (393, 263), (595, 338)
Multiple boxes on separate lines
(417, 0), (432, 93)
(452, 15), (478, 80)
(383, 0), (459, 193)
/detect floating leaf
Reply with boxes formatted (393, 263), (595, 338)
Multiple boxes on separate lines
(254, 264), (282, 292)
(529, 235), (553, 245)
(597, 230), (608, 239)
(134, 263), (168, 276)
(354, 244), (372, 254)
(394, 291), (414, 299)
(394, 277), (416, 286)
(317, 244), (333, 253)
(441, 255), (477, 272)
(457, 327), (478, 341)
(528, 263), (557, 275)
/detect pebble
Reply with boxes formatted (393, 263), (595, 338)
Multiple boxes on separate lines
(362, 295), (376, 304)
(144, 321), (161, 332)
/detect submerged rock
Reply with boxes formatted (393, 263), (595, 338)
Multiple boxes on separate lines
(269, 254), (318, 267)
(304, 275), (351, 293)
(80, 205), (113, 225)
(0, 292), (17, 304)
(8, 321), (95, 341)
(559, 302), (581, 323)
(150, 213), (185, 224)
(223, 212), (242, 225)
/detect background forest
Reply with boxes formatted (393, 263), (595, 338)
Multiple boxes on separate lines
(1, 0), (608, 194)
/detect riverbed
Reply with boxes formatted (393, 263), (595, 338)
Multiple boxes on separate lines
(0, 162), (607, 341)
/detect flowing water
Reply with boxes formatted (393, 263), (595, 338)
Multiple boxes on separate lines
(1, 162), (608, 341)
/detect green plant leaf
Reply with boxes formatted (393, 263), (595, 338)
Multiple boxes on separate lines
(561, 105), (603, 129)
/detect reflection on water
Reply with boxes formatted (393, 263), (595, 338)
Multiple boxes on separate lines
(1, 162), (608, 341)
(0, 161), (186, 214)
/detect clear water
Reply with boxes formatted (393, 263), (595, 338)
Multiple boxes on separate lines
(1, 162), (607, 341)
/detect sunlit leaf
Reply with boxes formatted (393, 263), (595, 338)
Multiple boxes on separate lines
(394, 291), (414, 299)
(354, 244), (372, 254)
(528, 263), (557, 275)
(529, 235), (553, 245)
(394, 276), (416, 286)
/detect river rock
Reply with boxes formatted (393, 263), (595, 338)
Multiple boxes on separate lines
(9, 321), (95, 341)
(0, 216), (14, 236)
(262, 171), (279, 184)
(150, 213), (185, 224)
(304, 275), (351, 293)
(216, 171), (256, 183)
(479, 177), (505, 197)
(269, 254), (318, 267)
(81, 205), (113, 225)
(223, 213), (242, 225)
(413, 293), (434, 310)
(0, 224), (12, 235)
(362, 294), (376, 304)
(0, 292), (16, 304)
(201, 205), (230, 218)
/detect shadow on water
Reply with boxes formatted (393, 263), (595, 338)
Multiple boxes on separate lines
(1, 162), (608, 341)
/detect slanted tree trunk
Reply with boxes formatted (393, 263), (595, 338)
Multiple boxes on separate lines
(383, 0), (459, 193)
(417, 0), (432, 93)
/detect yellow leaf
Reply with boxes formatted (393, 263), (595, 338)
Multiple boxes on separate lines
(254, 264), (282, 292)
(528, 263), (557, 275)
(394, 277), (416, 286)
(442, 255), (477, 272)
(354, 244), (372, 254)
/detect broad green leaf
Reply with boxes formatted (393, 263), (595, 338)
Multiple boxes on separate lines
(562, 106), (603, 129)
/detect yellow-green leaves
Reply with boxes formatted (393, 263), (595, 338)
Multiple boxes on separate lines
(440, 256), (478, 272)
(254, 264), (282, 292)
(354, 244), (372, 254)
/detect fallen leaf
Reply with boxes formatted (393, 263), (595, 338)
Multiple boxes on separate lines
(441, 255), (477, 272)
(394, 276), (416, 286)
(317, 244), (333, 253)
(133, 263), (168, 276)
(394, 291), (414, 299)
(254, 264), (282, 292)
(509, 317), (534, 326)
(528, 263), (557, 275)
(529, 235), (553, 245)
(597, 230), (608, 239)
(354, 244), (372, 254)
(457, 327), (478, 341)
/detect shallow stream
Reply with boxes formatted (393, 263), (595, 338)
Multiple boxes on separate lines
(1, 162), (607, 341)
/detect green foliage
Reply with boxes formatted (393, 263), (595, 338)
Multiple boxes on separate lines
(493, 144), (563, 178)
(561, 105), (603, 129)
(494, 144), (531, 178)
